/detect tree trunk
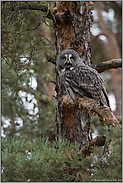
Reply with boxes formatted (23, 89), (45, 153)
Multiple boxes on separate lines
(54, 1), (93, 147)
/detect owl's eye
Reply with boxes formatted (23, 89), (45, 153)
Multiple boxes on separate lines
(70, 57), (73, 61)
(63, 57), (66, 61)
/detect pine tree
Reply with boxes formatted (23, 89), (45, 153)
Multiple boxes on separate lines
(1, 1), (122, 181)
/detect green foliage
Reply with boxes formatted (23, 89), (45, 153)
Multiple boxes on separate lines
(1, 137), (89, 182)
(1, 1), (56, 138)
(2, 125), (122, 182)
(91, 125), (122, 182)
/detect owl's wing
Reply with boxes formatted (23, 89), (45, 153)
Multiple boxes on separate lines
(70, 65), (110, 107)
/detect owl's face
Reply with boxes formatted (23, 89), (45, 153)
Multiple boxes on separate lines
(57, 50), (80, 72)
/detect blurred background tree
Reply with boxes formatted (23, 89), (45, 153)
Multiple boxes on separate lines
(91, 2), (122, 118)
(1, 1), (122, 140)
(91, 1), (122, 137)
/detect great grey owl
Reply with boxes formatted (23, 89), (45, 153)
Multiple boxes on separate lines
(57, 50), (110, 107)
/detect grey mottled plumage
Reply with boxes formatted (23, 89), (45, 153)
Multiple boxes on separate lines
(57, 50), (110, 107)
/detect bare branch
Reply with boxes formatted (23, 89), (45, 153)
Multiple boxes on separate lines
(93, 59), (122, 73)
(78, 97), (119, 128)
(50, 80), (56, 85)
(45, 53), (56, 65)
(8, 3), (55, 20)
(78, 135), (106, 156)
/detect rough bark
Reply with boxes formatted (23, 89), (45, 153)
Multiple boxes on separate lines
(54, 2), (93, 147)
(54, 1), (92, 65)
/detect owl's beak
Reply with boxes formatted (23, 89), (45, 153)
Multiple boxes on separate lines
(65, 60), (72, 68)
(64, 59), (72, 68)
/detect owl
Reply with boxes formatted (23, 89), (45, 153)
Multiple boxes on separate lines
(56, 50), (110, 107)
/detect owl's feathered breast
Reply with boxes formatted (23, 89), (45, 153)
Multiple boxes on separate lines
(58, 65), (110, 107)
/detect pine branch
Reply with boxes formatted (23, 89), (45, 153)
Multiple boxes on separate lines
(93, 59), (122, 73)
(3, 80), (52, 103)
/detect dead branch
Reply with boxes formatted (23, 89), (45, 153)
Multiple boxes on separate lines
(78, 97), (118, 128)
(45, 53), (56, 65)
(7, 3), (55, 20)
(62, 95), (119, 129)
(78, 135), (106, 156)
(93, 59), (122, 73)
(50, 80), (56, 85)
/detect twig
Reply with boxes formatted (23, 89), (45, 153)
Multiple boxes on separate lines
(50, 80), (56, 85)
(45, 53), (56, 65)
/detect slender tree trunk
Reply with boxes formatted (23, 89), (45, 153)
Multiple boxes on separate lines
(54, 1), (93, 147)
(96, 2), (122, 118)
